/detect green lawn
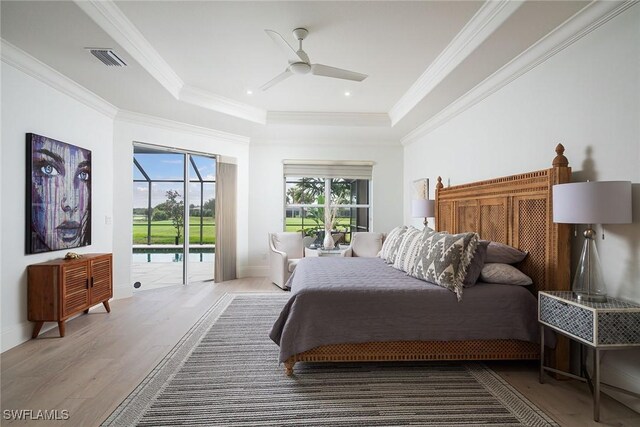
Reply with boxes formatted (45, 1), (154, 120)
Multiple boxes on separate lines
(133, 217), (350, 244)
(284, 218), (351, 234)
(133, 218), (215, 244)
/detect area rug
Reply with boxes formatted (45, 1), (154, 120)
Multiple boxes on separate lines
(102, 293), (558, 426)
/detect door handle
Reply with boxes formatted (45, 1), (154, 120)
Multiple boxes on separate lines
(91, 277), (94, 288)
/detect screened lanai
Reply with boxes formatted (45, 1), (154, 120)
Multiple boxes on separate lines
(132, 144), (216, 291)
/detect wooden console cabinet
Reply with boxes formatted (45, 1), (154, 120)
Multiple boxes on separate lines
(28, 253), (112, 338)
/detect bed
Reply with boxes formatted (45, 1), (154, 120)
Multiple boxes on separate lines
(270, 145), (572, 375)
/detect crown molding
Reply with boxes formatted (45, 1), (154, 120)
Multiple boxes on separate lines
(75, 0), (267, 124)
(251, 137), (400, 147)
(389, 0), (522, 126)
(401, 0), (636, 146)
(74, 0), (184, 99)
(1, 39), (118, 118)
(266, 111), (390, 127)
(116, 110), (250, 145)
(180, 85), (266, 125)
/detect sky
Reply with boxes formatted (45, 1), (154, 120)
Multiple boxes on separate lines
(133, 153), (216, 209)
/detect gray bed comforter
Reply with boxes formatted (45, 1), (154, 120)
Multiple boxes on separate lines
(269, 257), (543, 363)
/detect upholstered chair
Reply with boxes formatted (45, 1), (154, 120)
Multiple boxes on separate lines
(345, 232), (385, 257)
(268, 232), (304, 289)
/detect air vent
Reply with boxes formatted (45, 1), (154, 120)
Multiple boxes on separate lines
(87, 48), (127, 67)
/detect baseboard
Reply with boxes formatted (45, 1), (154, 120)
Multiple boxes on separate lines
(113, 284), (133, 299)
(586, 349), (640, 413)
(238, 265), (268, 278)
(600, 351), (640, 413)
(1, 321), (56, 353)
(1, 308), (110, 353)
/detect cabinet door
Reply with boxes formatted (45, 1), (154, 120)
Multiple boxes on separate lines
(90, 256), (112, 304)
(62, 263), (90, 317)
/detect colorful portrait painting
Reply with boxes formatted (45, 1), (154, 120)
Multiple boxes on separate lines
(26, 133), (91, 254)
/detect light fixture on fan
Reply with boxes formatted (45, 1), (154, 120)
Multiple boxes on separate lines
(553, 181), (632, 302)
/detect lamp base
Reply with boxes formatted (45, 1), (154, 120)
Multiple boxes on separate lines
(572, 227), (607, 304)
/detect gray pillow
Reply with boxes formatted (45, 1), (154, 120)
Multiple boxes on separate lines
(463, 240), (489, 287)
(484, 241), (528, 264)
(480, 263), (533, 286)
(411, 231), (479, 301)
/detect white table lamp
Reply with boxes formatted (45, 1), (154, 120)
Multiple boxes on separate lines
(411, 199), (435, 227)
(553, 181), (632, 302)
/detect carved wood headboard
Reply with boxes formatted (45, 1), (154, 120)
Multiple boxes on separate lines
(435, 144), (572, 295)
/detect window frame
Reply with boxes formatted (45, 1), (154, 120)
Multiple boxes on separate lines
(283, 176), (372, 241)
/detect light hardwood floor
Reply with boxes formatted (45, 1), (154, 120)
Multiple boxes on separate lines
(2, 278), (638, 426)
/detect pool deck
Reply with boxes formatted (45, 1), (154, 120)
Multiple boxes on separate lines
(132, 256), (214, 292)
(132, 244), (215, 252)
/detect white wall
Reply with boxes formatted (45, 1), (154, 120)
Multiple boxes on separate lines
(404, 5), (640, 408)
(0, 61), (253, 351)
(112, 117), (250, 297)
(246, 137), (404, 276)
(1, 63), (115, 352)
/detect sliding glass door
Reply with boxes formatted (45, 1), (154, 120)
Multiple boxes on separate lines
(188, 155), (216, 283)
(132, 144), (216, 291)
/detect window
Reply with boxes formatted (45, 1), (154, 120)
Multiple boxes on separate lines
(283, 161), (372, 244)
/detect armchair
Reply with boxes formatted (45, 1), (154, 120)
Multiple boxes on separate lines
(268, 232), (304, 289)
(345, 232), (385, 257)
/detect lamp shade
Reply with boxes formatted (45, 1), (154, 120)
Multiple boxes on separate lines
(411, 199), (435, 218)
(553, 181), (632, 224)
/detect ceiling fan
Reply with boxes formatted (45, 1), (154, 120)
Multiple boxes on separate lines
(260, 27), (368, 91)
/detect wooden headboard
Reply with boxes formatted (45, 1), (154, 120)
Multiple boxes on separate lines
(435, 144), (572, 295)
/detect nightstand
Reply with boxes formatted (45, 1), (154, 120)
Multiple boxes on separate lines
(538, 291), (640, 421)
(304, 246), (350, 257)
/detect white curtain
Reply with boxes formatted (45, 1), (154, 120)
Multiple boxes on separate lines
(214, 161), (237, 281)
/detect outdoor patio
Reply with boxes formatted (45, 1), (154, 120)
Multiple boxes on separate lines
(132, 252), (214, 292)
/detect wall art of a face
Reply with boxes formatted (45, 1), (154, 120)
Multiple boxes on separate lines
(27, 133), (91, 254)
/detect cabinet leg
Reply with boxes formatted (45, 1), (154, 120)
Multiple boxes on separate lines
(84, 309), (90, 314)
(103, 300), (111, 313)
(58, 321), (65, 337)
(32, 322), (44, 339)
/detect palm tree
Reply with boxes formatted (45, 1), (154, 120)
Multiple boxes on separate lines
(287, 178), (351, 204)
(286, 177), (324, 204)
(287, 178), (353, 235)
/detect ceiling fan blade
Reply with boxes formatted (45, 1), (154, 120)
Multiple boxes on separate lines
(260, 70), (293, 91)
(311, 64), (368, 82)
(265, 29), (304, 63)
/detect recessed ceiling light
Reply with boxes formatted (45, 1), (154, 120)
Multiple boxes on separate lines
(344, 91), (351, 97)
(246, 89), (253, 95)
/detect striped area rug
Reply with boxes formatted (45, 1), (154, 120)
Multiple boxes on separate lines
(103, 293), (558, 426)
